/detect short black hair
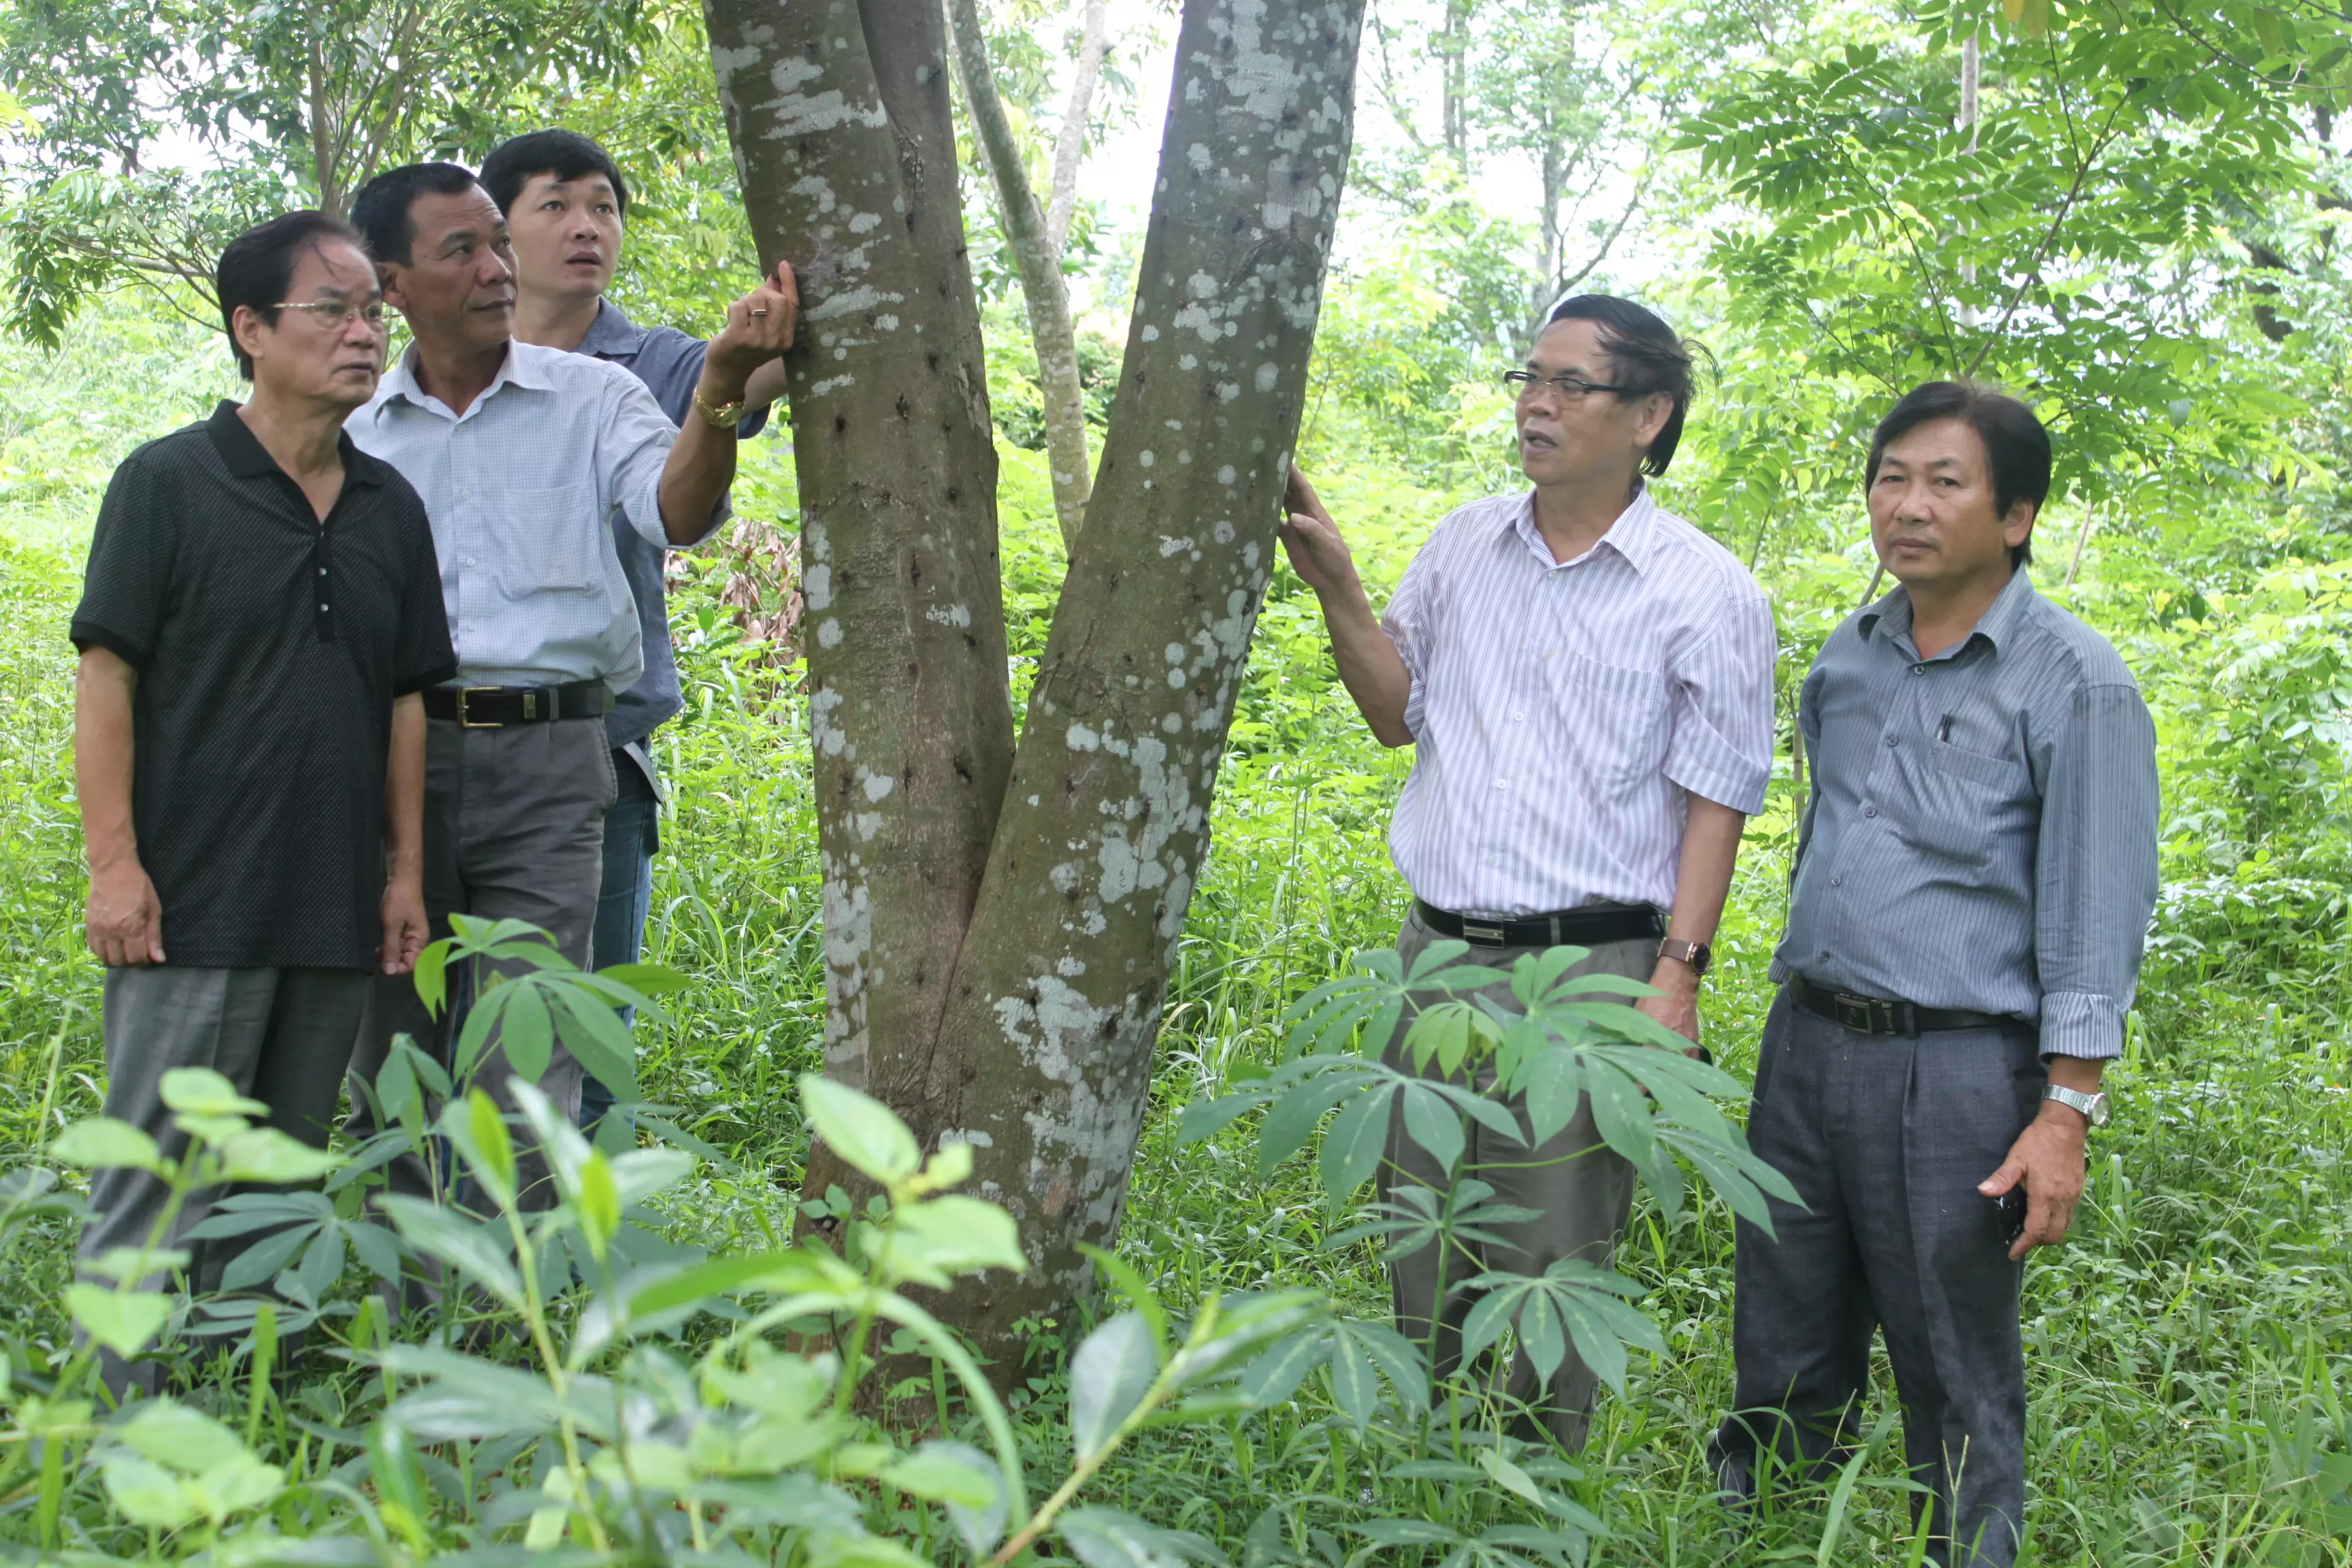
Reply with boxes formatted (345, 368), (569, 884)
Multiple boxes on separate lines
(350, 162), (484, 267)
(1544, 294), (1701, 476)
(480, 129), (631, 218)
(215, 211), (369, 379)
(1865, 381), (2051, 569)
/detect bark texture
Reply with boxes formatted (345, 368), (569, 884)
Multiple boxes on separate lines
(915, 0), (1369, 1352)
(945, 0), (1094, 547)
(702, 0), (1015, 1115)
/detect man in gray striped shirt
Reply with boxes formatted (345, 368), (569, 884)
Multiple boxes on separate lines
(1712, 382), (2160, 1566)
(1281, 295), (1777, 1448)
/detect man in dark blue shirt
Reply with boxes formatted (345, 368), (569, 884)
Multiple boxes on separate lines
(480, 130), (796, 1131)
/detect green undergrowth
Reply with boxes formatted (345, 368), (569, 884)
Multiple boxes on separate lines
(0, 303), (2347, 1565)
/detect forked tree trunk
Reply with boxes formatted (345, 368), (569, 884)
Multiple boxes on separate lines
(1045, 0), (1109, 254)
(702, 0), (1016, 1106)
(708, 0), (1368, 1360)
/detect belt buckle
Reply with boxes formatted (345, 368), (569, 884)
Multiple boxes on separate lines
(456, 687), (502, 728)
(1832, 992), (1882, 1034)
(1460, 921), (1507, 947)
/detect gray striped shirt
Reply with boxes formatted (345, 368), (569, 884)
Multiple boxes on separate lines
(1382, 486), (1777, 916)
(1773, 570), (2160, 1058)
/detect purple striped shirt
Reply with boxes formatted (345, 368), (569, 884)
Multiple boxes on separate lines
(1381, 486), (1777, 917)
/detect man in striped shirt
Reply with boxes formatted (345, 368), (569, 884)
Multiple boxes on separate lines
(1280, 295), (1778, 1449)
(1711, 384), (2159, 1565)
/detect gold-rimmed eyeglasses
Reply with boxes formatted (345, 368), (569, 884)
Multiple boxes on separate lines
(274, 299), (389, 333)
(1503, 369), (1631, 400)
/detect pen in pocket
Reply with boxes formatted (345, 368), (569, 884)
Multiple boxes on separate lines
(1938, 714), (1954, 742)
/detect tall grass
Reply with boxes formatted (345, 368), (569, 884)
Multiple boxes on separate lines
(0, 304), (2347, 1564)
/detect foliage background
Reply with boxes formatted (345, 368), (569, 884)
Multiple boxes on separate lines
(3, 0), (2352, 1556)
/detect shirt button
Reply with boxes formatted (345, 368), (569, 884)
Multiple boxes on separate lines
(1830, 875), (1844, 887)
(465, 557), (476, 567)
(316, 566), (327, 576)
(318, 603), (330, 612)
(1883, 734), (1898, 747)
(1512, 710), (1526, 723)
(458, 487), (472, 500)
(1862, 804), (1878, 818)
(1492, 778), (1507, 790)
(1911, 665), (1926, 676)
(1818, 949), (1832, 963)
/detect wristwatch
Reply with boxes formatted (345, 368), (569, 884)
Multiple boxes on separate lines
(1656, 937), (1712, 979)
(2042, 1084), (2110, 1128)
(692, 385), (747, 430)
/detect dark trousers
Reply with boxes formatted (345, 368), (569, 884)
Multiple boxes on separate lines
(1381, 904), (1658, 1452)
(346, 715), (613, 1212)
(80, 964), (368, 1395)
(1714, 990), (2047, 1567)
(580, 748), (658, 1132)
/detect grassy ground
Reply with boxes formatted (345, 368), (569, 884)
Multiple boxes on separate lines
(0, 305), (2347, 1564)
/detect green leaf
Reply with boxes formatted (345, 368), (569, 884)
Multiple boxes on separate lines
(1071, 1311), (1159, 1460)
(1079, 1242), (1169, 1358)
(466, 1088), (518, 1201)
(1318, 1082), (1396, 1209)
(799, 1073), (921, 1184)
(159, 1066), (269, 1118)
(1060, 1506), (1229, 1568)
(888, 1194), (1026, 1286)
(66, 1284), (170, 1358)
(577, 1147), (621, 1258)
(413, 939), (451, 1017)
(101, 1453), (197, 1530)
(374, 1194), (525, 1308)
(500, 979), (554, 1085)
(49, 1117), (161, 1172)
(216, 1127), (341, 1183)
(118, 1399), (243, 1471)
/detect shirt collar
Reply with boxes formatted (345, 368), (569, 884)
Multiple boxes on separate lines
(206, 399), (384, 489)
(1507, 480), (1659, 574)
(576, 299), (651, 359)
(1859, 565), (2038, 656)
(376, 337), (551, 414)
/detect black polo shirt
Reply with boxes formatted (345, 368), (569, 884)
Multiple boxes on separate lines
(71, 402), (456, 970)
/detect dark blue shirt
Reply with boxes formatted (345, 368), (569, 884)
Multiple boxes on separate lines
(575, 299), (770, 751)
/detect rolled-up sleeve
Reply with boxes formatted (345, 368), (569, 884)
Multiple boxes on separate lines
(604, 376), (690, 549)
(1661, 586), (1778, 815)
(2034, 680), (2160, 1059)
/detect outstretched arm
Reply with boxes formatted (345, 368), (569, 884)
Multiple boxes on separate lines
(658, 260), (800, 544)
(1277, 467), (1414, 747)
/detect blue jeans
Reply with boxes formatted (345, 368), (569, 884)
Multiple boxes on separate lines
(581, 748), (658, 1133)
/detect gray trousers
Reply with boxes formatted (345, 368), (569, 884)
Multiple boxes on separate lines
(346, 715), (613, 1214)
(1713, 990), (2046, 1567)
(1381, 904), (1658, 1451)
(80, 964), (370, 1392)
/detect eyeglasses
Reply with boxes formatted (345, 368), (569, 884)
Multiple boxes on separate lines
(1503, 370), (1631, 400)
(274, 299), (389, 333)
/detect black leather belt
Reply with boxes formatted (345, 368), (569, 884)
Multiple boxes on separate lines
(1793, 979), (2008, 1036)
(423, 682), (613, 728)
(1415, 899), (1665, 949)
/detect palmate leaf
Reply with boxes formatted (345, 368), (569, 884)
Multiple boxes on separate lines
(1318, 1082), (1398, 1208)
(1458, 1260), (1659, 1397)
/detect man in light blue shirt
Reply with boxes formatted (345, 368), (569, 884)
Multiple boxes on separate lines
(340, 161), (796, 1212)
(480, 129), (793, 1134)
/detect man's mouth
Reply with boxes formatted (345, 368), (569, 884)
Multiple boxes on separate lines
(1519, 428), (1558, 453)
(566, 251), (602, 267)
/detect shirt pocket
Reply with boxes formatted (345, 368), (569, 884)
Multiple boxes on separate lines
(495, 483), (597, 599)
(1552, 651), (1670, 785)
(1897, 740), (2029, 868)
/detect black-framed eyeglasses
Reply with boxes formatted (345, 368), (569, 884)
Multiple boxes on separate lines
(1503, 369), (1631, 399)
(274, 299), (389, 333)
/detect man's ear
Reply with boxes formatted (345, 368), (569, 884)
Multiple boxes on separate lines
(2003, 498), (2039, 551)
(229, 304), (270, 368)
(376, 259), (409, 314)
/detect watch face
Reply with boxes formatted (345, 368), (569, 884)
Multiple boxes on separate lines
(2087, 1094), (2110, 1128)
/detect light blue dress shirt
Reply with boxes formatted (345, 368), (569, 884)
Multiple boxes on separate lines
(1774, 570), (2161, 1058)
(347, 339), (684, 693)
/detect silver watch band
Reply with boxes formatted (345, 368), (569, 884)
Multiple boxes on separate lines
(2042, 1084), (2108, 1127)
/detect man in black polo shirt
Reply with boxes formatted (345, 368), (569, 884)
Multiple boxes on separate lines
(70, 211), (453, 1391)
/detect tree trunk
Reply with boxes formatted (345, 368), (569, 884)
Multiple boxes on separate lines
(911, 0), (1369, 1358)
(1438, 0), (1471, 165)
(710, 0), (1367, 1363)
(701, 0), (1017, 1133)
(1045, 0), (1109, 254)
(945, 0), (1094, 548)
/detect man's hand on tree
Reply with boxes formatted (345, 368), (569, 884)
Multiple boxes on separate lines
(86, 860), (164, 967)
(704, 259), (800, 397)
(1277, 466), (1361, 597)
